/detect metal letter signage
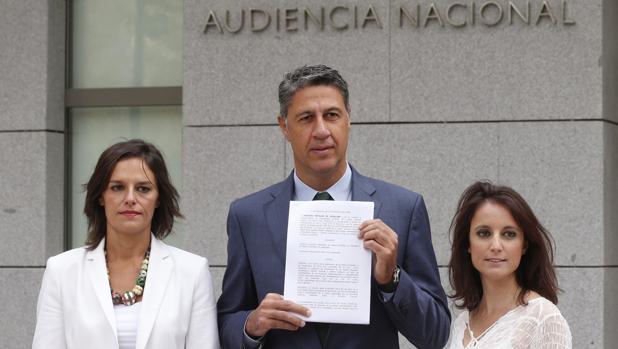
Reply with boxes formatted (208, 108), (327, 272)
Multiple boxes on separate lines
(203, 1), (576, 35)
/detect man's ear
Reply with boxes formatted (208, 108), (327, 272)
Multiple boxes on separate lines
(277, 115), (289, 141)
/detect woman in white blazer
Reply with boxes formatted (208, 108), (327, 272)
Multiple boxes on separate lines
(33, 139), (220, 349)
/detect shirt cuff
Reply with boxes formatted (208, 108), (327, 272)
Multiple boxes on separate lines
(380, 289), (395, 302)
(243, 316), (264, 349)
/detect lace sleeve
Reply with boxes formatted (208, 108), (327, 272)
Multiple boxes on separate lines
(531, 313), (572, 349)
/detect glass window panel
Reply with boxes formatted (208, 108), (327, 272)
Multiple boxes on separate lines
(72, 0), (182, 88)
(70, 106), (182, 248)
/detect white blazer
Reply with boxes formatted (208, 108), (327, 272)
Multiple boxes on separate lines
(32, 236), (220, 349)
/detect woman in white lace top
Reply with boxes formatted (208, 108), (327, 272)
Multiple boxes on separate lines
(444, 181), (571, 349)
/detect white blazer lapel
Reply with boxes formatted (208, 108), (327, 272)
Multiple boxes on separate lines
(85, 238), (118, 340)
(135, 237), (173, 349)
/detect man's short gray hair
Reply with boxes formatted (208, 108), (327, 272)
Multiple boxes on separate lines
(278, 65), (350, 118)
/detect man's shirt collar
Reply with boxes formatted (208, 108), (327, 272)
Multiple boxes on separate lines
(293, 163), (352, 201)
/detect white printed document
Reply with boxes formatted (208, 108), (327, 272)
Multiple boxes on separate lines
(283, 200), (374, 324)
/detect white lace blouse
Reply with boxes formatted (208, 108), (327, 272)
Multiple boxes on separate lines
(444, 297), (572, 349)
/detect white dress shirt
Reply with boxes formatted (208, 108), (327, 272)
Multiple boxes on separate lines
(293, 163), (352, 201)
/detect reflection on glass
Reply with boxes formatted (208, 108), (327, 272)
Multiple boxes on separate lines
(70, 106), (182, 248)
(72, 0), (182, 88)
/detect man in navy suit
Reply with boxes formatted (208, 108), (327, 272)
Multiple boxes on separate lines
(217, 65), (450, 349)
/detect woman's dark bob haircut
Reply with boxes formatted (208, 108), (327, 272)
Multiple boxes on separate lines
(448, 181), (558, 311)
(83, 139), (182, 250)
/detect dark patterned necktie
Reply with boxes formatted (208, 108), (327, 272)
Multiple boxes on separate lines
(313, 191), (334, 201)
(312, 191), (333, 347)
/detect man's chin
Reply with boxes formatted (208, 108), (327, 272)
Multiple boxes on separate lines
(310, 162), (348, 178)
(309, 161), (339, 173)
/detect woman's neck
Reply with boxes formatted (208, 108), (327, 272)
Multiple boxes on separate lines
(476, 277), (522, 316)
(105, 231), (151, 261)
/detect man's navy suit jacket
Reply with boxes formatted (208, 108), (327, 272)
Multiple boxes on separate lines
(217, 167), (451, 349)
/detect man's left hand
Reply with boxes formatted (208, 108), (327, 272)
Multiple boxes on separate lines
(359, 219), (398, 285)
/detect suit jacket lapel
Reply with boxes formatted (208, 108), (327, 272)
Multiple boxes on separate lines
(264, 172), (295, 266)
(265, 168), (382, 265)
(136, 236), (173, 349)
(351, 166), (382, 217)
(85, 239), (118, 341)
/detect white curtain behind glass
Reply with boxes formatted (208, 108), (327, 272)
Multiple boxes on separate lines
(72, 0), (182, 88)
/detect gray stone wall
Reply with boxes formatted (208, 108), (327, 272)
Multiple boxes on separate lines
(0, 0), (65, 348)
(183, 0), (616, 348)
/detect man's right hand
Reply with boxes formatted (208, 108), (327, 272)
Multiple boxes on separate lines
(245, 293), (311, 337)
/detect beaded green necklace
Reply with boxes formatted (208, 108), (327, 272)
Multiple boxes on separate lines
(105, 245), (151, 306)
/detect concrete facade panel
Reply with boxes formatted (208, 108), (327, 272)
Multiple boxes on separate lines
(557, 268), (605, 348)
(390, 0), (602, 122)
(285, 122), (605, 266)
(184, 0), (390, 125)
(497, 121), (604, 266)
(211, 265), (225, 301)
(0, 268), (43, 349)
(0, 132), (64, 266)
(603, 0), (618, 124)
(398, 334), (416, 349)
(180, 126), (286, 265)
(46, 0), (66, 131)
(0, 0), (65, 131)
(45, 132), (64, 259)
(604, 124), (618, 265)
(604, 268), (618, 346)
(344, 123), (499, 264)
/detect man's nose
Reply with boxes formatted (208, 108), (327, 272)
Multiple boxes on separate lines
(313, 115), (330, 138)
